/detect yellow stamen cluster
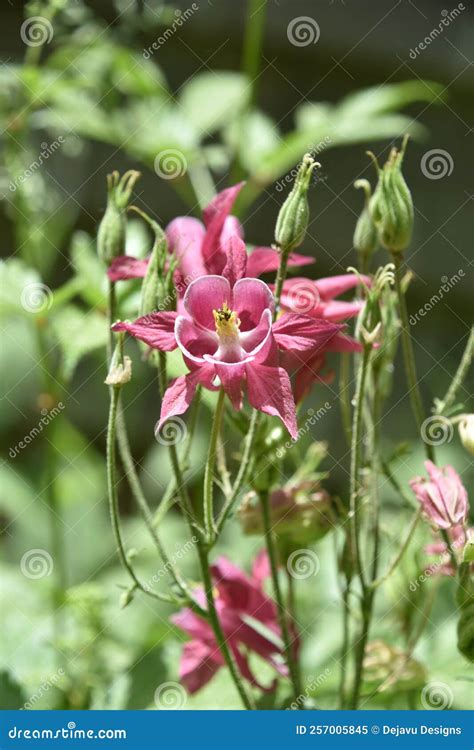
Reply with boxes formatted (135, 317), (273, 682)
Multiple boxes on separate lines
(213, 302), (240, 339)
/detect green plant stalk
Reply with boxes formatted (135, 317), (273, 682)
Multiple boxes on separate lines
(215, 409), (260, 533)
(106, 383), (174, 604)
(338, 578), (352, 709)
(392, 254), (434, 462)
(339, 353), (352, 447)
(435, 326), (473, 416)
(203, 389), (226, 542)
(242, 0), (267, 105)
(370, 507), (423, 590)
(196, 543), (256, 710)
(259, 491), (302, 704)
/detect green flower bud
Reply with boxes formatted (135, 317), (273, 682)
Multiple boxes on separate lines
(275, 153), (318, 253)
(129, 207), (169, 316)
(353, 179), (378, 264)
(368, 136), (414, 254)
(97, 170), (140, 265)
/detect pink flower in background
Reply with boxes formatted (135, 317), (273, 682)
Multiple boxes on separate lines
(424, 525), (472, 577)
(108, 182), (312, 286)
(171, 553), (298, 694)
(113, 272), (344, 437)
(278, 273), (369, 322)
(409, 461), (468, 530)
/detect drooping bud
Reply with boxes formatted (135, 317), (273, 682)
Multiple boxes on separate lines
(275, 153), (319, 253)
(353, 179), (378, 266)
(459, 414), (474, 456)
(105, 332), (132, 387)
(368, 136), (414, 254)
(98, 170), (140, 265)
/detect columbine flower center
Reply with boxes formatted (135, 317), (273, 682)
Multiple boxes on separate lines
(212, 302), (243, 363)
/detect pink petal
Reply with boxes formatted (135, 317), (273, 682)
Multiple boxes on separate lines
(221, 235), (248, 287)
(323, 332), (363, 353)
(107, 255), (149, 281)
(246, 247), (313, 278)
(246, 363), (297, 438)
(175, 316), (218, 363)
(178, 640), (223, 694)
(183, 275), (231, 330)
(201, 183), (245, 273)
(273, 313), (342, 353)
(112, 312), (178, 351)
(232, 277), (274, 330)
(166, 216), (207, 283)
(214, 364), (244, 410)
(314, 273), (370, 301)
(157, 371), (202, 429)
(252, 549), (271, 583)
(314, 300), (365, 322)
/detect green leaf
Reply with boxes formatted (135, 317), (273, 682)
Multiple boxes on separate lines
(0, 670), (27, 709)
(179, 72), (250, 135)
(224, 110), (281, 172)
(51, 304), (108, 380)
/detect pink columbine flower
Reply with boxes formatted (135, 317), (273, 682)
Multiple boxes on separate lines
(113, 265), (345, 438)
(107, 182), (312, 286)
(409, 461), (468, 530)
(171, 553), (298, 694)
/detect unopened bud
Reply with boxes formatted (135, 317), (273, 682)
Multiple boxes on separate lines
(275, 153), (319, 253)
(459, 414), (474, 456)
(105, 333), (132, 387)
(353, 179), (378, 263)
(120, 587), (135, 609)
(368, 136), (414, 254)
(98, 170), (140, 264)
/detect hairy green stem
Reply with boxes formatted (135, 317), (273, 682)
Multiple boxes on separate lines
(435, 326), (473, 416)
(392, 254), (434, 461)
(259, 491), (302, 703)
(203, 389), (226, 542)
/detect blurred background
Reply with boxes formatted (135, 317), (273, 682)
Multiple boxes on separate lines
(0, 0), (472, 710)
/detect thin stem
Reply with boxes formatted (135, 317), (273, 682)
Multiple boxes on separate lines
(339, 353), (352, 447)
(349, 592), (374, 709)
(349, 344), (371, 591)
(370, 508), (423, 589)
(435, 326), (473, 416)
(215, 410), (260, 534)
(241, 0), (267, 106)
(106, 384), (173, 604)
(203, 389), (226, 542)
(259, 490), (302, 703)
(115, 406), (202, 610)
(196, 544), (256, 709)
(392, 254), (434, 461)
(338, 578), (352, 709)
